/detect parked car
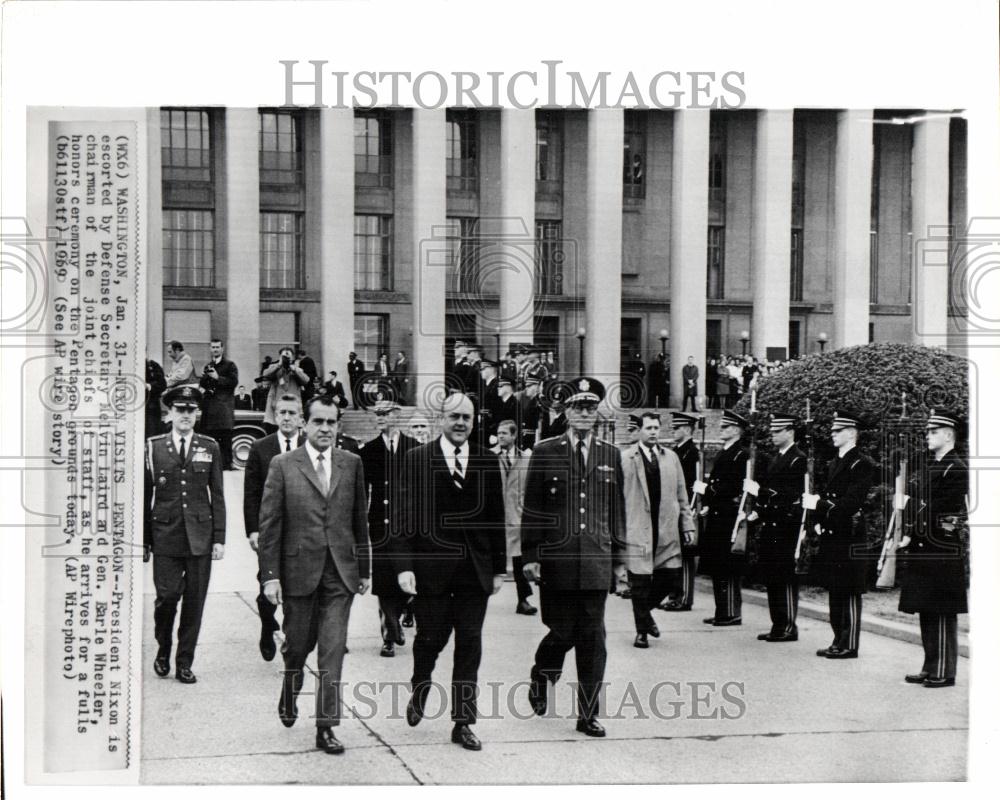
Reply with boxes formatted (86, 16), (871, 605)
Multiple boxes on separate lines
(231, 409), (269, 470)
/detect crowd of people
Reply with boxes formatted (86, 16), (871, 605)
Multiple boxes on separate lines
(142, 354), (969, 756)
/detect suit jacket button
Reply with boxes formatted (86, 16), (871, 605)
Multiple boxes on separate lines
(580, 523), (586, 530)
(580, 493), (586, 499)
(580, 507), (586, 513)
(384, 519), (389, 525)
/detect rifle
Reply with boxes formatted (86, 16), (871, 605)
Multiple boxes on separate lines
(876, 393), (908, 588)
(731, 389), (758, 556)
(794, 398), (817, 574)
(689, 415), (707, 549)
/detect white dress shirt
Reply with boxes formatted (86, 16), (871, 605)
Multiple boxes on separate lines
(439, 436), (470, 475)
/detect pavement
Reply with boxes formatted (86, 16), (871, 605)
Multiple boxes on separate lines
(140, 471), (968, 784)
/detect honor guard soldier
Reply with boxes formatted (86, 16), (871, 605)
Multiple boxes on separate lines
(803, 410), (875, 659)
(521, 377), (628, 738)
(664, 411), (701, 611)
(143, 385), (226, 684)
(701, 409), (749, 626)
(753, 413), (806, 642)
(899, 410), (968, 687)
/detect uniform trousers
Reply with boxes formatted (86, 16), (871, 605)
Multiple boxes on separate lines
(674, 555), (697, 607)
(919, 612), (958, 680)
(153, 552), (212, 669)
(712, 576), (742, 620)
(377, 585), (409, 644)
(281, 553), (354, 727)
(765, 581), (799, 635)
(535, 588), (608, 722)
(828, 590), (862, 651)
(411, 561), (490, 725)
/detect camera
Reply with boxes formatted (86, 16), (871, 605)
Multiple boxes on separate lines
(281, 355), (291, 369)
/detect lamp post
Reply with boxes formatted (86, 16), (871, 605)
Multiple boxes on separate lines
(817, 332), (828, 353)
(576, 327), (587, 374)
(659, 328), (669, 356)
(494, 325), (502, 362)
(739, 330), (750, 357)
(656, 329), (669, 409)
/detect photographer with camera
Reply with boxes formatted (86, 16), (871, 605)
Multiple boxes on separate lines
(198, 339), (240, 470)
(260, 346), (310, 435)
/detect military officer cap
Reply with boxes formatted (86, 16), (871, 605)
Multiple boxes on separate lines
(565, 376), (605, 405)
(720, 408), (749, 429)
(524, 364), (547, 385)
(926, 408), (963, 431)
(770, 413), (797, 433)
(627, 414), (642, 432)
(831, 409), (865, 431)
(671, 411), (699, 430)
(373, 398), (400, 414)
(479, 359), (499, 371)
(498, 377), (513, 388)
(162, 384), (203, 410)
(511, 342), (528, 355)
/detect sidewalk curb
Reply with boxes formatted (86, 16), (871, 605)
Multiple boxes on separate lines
(695, 578), (970, 658)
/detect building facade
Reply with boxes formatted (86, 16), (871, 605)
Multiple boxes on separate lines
(146, 107), (967, 406)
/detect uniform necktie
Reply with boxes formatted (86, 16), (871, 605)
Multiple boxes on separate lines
(316, 452), (329, 495)
(452, 447), (465, 489)
(577, 439), (586, 471)
(178, 437), (187, 462)
(284, 437), (292, 452)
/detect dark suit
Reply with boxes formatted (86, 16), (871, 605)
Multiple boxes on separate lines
(361, 432), (419, 643)
(682, 364), (699, 412)
(516, 391), (540, 450)
(899, 448), (967, 679)
(244, 431), (305, 641)
(702, 442), (749, 620)
(335, 432), (361, 456)
(672, 437), (701, 607)
(521, 433), (627, 721)
(395, 438), (506, 725)
(756, 444), (807, 635)
(814, 445), (875, 652)
(347, 358), (365, 406)
(258, 445), (370, 727)
(143, 432), (226, 670)
(234, 392), (253, 411)
(199, 357), (239, 468)
(145, 359), (167, 437)
(392, 357), (410, 404)
(539, 410), (567, 441)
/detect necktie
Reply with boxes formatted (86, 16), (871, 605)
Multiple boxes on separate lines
(178, 437), (187, 462)
(316, 452), (329, 495)
(284, 437), (292, 452)
(576, 439), (586, 472)
(502, 451), (512, 475)
(452, 447), (465, 489)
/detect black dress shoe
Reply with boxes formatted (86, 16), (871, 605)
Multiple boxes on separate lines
(153, 655), (170, 677)
(406, 696), (424, 727)
(756, 632), (771, 641)
(380, 642), (395, 658)
(401, 608), (415, 628)
(528, 666), (548, 716)
(713, 617), (742, 627)
(279, 688), (298, 728)
(451, 724), (482, 751)
(923, 676), (956, 688)
(817, 647), (838, 657)
(661, 602), (692, 612)
(576, 718), (606, 737)
(647, 624), (660, 638)
(316, 727), (345, 754)
(516, 600), (538, 615)
(259, 631), (277, 662)
(175, 667), (197, 684)
(633, 633), (649, 649)
(703, 617), (718, 625)
(905, 672), (929, 684)
(765, 632), (799, 642)
(395, 627), (406, 647)
(824, 648), (858, 659)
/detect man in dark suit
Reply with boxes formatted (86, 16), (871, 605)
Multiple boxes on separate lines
(682, 356), (699, 412)
(234, 384), (253, 411)
(198, 339), (239, 469)
(143, 385), (226, 685)
(360, 400), (418, 657)
(899, 410), (968, 687)
(805, 410), (875, 659)
(258, 395), (371, 755)
(753, 413), (806, 642)
(145, 357), (167, 437)
(347, 352), (365, 407)
(395, 392), (506, 752)
(478, 359), (501, 439)
(701, 409), (750, 626)
(321, 371), (349, 409)
(243, 394), (304, 661)
(392, 351), (410, 405)
(296, 348), (318, 404)
(521, 377), (628, 737)
(663, 412), (702, 611)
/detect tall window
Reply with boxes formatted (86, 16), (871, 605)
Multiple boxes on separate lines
(162, 108), (215, 286)
(870, 124), (881, 304)
(623, 110), (646, 199)
(708, 114), (727, 209)
(260, 213), (304, 289)
(354, 215), (394, 290)
(446, 110), (478, 192)
(707, 225), (725, 300)
(354, 314), (387, 368)
(535, 220), (563, 295)
(446, 217), (480, 293)
(791, 118), (805, 302)
(790, 228), (804, 302)
(536, 111), (562, 193)
(355, 110), (393, 188)
(259, 110), (305, 288)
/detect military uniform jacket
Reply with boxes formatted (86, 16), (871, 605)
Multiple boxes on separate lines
(755, 444), (806, 583)
(360, 432), (419, 595)
(701, 442), (749, 575)
(899, 448), (968, 615)
(521, 434), (627, 592)
(143, 433), (226, 556)
(674, 438), (700, 503)
(814, 446), (875, 593)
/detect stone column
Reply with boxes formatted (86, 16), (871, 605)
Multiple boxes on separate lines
(584, 109), (624, 403)
(223, 108), (260, 382)
(911, 116), (951, 345)
(669, 111), (710, 405)
(145, 107), (164, 358)
(832, 110), (873, 348)
(498, 108), (536, 349)
(751, 110), (794, 359)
